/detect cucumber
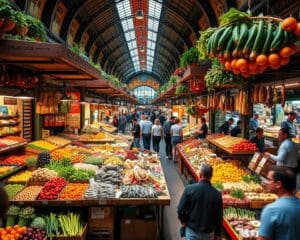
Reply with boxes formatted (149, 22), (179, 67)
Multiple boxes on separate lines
(232, 24), (240, 44)
(217, 25), (233, 51)
(250, 20), (266, 61)
(224, 35), (234, 60)
(261, 22), (274, 54)
(242, 24), (258, 56)
(232, 23), (248, 57)
(270, 22), (284, 52)
(211, 27), (226, 56)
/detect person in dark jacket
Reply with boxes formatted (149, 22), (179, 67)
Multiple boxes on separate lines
(219, 118), (234, 135)
(250, 127), (265, 152)
(230, 120), (242, 137)
(177, 164), (223, 240)
(196, 117), (208, 139)
(163, 116), (175, 159)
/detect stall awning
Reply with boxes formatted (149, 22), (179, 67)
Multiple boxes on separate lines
(0, 39), (101, 81)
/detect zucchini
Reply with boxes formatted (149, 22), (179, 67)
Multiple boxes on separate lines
(261, 22), (274, 54)
(232, 24), (240, 44)
(242, 24), (258, 56)
(250, 20), (266, 61)
(232, 23), (248, 57)
(217, 25), (233, 51)
(211, 27), (226, 56)
(224, 35), (234, 60)
(270, 22), (284, 52)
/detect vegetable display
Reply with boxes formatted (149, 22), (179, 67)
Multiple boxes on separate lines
(205, 9), (300, 77)
(37, 177), (67, 200)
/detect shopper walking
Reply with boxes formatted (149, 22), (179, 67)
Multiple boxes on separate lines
(163, 116), (175, 159)
(140, 115), (152, 150)
(264, 128), (298, 172)
(196, 117), (208, 139)
(177, 164), (223, 240)
(131, 118), (141, 149)
(258, 166), (300, 240)
(281, 111), (297, 138)
(151, 118), (163, 153)
(171, 118), (183, 161)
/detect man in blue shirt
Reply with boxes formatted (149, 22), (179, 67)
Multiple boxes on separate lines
(140, 115), (152, 150)
(264, 128), (298, 172)
(258, 166), (300, 240)
(281, 111), (297, 138)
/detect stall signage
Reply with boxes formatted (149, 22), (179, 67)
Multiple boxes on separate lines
(4, 97), (17, 105)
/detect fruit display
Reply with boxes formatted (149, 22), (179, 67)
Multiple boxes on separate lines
(0, 154), (35, 166)
(26, 140), (59, 153)
(37, 177), (67, 200)
(7, 170), (32, 183)
(14, 186), (43, 201)
(205, 11), (300, 78)
(0, 165), (15, 176)
(44, 136), (71, 146)
(0, 225), (27, 240)
(245, 192), (277, 201)
(213, 135), (245, 148)
(78, 132), (115, 142)
(231, 140), (257, 151)
(37, 151), (51, 167)
(59, 183), (89, 200)
(28, 168), (58, 184)
(211, 161), (248, 184)
(224, 207), (260, 239)
(222, 181), (263, 193)
(19, 227), (46, 240)
(4, 184), (25, 200)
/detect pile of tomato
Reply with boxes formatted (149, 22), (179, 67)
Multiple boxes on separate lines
(231, 140), (257, 151)
(0, 225), (27, 240)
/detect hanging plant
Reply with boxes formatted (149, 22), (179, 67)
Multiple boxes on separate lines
(179, 47), (199, 68)
(204, 59), (242, 91)
(175, 83), (189, 94)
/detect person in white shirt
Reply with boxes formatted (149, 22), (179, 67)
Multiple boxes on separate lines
(140, 115), (152, 150)
(171, 118), (183, 161)
(152, 118), (163, 153)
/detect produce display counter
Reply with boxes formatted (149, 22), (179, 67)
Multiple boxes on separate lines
(0, 165), (26, 181)
(0, 141), (27, 154)
(222, 218), (240, 240)
(208, 137), (255, 155)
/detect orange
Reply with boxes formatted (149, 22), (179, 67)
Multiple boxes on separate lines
(232, 68), (241, 75)
(230, 59), (238, 69)
(282, 17), (297, 32)
(294, 22), (300, 36)
(236, 58), (248, 71)
(256, 54), (268, 66)
(280, 57), (290, 66)
(224, 61), (232, 71)
(279, 46), (292, 58)
(268, 53), (280, 66)
(270, 63), (281, 70)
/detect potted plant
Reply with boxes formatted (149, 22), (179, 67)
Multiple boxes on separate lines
(13, 11), (29, 36)
(0, 0), (16, 32)
(25, 157), (38, 171)
(26, 15), (46, 41)
(179, 47), (199, 68)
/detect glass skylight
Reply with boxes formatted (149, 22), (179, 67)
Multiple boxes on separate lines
(116, 0), (162, 74)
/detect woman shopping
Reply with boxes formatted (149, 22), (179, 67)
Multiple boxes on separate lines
(171, 118), (183, 161)
(151, 118), (163, 153)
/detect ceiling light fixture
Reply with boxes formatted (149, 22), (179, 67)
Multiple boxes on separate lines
(135, 0), (144, 20)
(140, 46), (145, 52)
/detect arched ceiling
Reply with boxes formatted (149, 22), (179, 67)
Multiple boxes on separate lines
(19, 0), (249, 86)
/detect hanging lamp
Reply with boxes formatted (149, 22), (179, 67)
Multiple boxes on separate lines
(135, 0), (144, 20)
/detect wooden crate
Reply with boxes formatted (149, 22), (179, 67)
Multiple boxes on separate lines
(88, 207), (115, 233)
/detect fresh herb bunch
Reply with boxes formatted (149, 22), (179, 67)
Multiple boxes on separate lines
(219, 8), (251, 25)
(179, 47), (199, 67)
(204, 59), (241, 91)
(196, 27), (217, 60)
(242, 174), (261, 184)
(230, 189), (245, 200)
(175, 83), (189, 94)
